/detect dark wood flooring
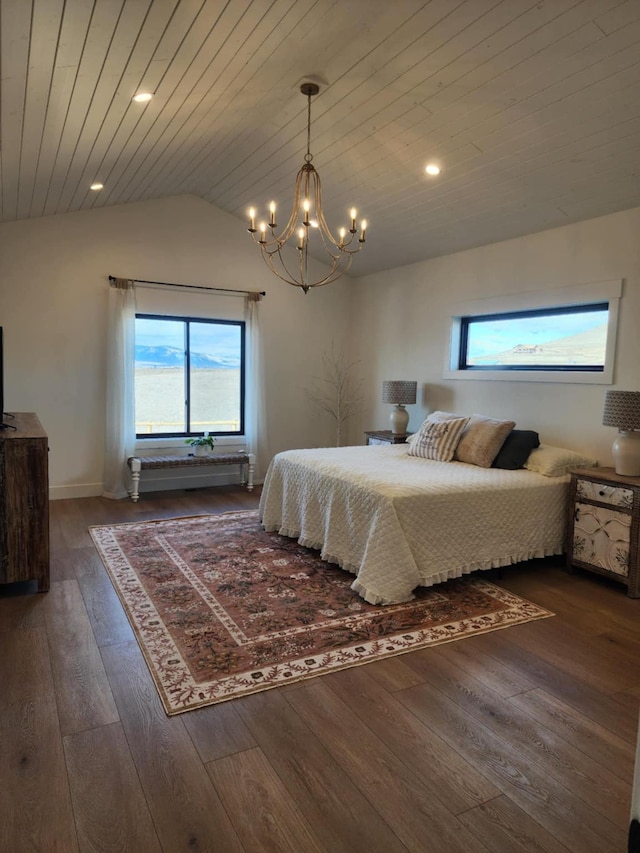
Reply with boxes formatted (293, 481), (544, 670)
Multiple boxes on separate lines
(1, 485), (638, 852)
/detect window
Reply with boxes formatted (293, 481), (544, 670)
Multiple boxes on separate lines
(135, 314), (245, 437)
(445, 279), (621, 385)
(459, 302), (609, 372)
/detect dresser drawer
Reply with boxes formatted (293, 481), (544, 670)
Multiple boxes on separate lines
(575, 478), (634, 509)
(573, 502), (631, 577)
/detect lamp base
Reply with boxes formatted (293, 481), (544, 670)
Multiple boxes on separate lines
(390, 405), (409, 435)
(612, 430), (640, 477)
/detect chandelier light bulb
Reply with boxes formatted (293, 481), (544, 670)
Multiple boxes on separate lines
(259, 222), (267, 243)
(360, 219), (367, 242)
(297, 227), (305, 248)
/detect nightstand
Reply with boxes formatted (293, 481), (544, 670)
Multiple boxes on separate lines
(365, 430), (411, 446)
(566, 467), (640, 598)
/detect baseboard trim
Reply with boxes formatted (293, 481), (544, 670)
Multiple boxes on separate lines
(49, 470), (263, 501)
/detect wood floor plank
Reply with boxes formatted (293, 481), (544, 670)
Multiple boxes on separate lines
(427, 636), (538, 698)
(501, 617), (639, 693)
(286, 680), (491, 853)
(207, 746), (325, 852)
(236, 688), (407, 853)
(0, 583), (47, 631)
(42, 579), (120, 735)
(462, 630), (640, 742)
(73, 545), (135, 648)
(510, 688), (636, 783)
(325, 665), (499, 814)
(183, 699), (257, 763)
(100, 640), (243, 853)
(365, 653), (426, 692)
(457, 794), (571, 853)
(63, 722), (161, 853)
(397, 679), (626, 853)
(0, 627), (78, 852)
(404, 647), (632, 829)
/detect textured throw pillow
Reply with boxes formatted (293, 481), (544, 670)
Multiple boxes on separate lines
(454, 414), (516, 468)
(408, 413), (469, 461)
(407, 411), (460, 450)
(492, 430), (540, 469)
(524, 444), (598, 477)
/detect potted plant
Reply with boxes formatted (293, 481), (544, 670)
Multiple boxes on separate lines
(185, 432), (216, 457)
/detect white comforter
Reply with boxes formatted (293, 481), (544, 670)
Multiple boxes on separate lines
(259, 444), (569, 604)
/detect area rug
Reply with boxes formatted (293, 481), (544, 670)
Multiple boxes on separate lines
(89, 510), (553, 715)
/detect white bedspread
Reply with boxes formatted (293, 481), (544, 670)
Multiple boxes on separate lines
(259, 444), (569, 604)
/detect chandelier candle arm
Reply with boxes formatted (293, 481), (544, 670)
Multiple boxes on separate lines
(246, 81), (368, 293)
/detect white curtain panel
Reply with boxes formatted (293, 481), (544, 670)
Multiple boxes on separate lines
(245, 295), (270, 481)
(102, 280), (136, 499)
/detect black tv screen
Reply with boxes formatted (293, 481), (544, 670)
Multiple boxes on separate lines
(0, 326), (3, 422)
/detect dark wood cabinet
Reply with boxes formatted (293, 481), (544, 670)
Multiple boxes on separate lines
(364, 430), (411, 445)
(0, 413), (50, 592)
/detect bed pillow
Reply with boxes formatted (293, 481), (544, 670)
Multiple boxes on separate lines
(454, 414), (516, 468)
(407, 411), (460, 450)
(408, 413), (469, 461)
(524, 444), (598, 477)
(492, 429), (540, 469)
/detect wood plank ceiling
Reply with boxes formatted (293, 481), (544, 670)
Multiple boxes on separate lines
(1, 0), (640, 276)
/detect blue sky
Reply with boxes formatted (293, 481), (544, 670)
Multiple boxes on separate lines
(136, 318), (241, 358)
(467, 311), (608, 358)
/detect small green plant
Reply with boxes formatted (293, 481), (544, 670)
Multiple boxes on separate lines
(185, 432), (216, 449)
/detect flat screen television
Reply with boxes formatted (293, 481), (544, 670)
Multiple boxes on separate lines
(0, 326), (4, 424)
(0, 328), (16, 430)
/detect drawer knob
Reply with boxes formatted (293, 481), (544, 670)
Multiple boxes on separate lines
(599, 490), (605, 496)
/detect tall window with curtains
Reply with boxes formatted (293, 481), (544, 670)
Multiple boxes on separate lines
(134, 314), (245, 438)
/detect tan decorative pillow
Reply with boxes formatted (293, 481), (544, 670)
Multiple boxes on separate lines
(408, 413), (469, 461)
(454, 415), (516, 468)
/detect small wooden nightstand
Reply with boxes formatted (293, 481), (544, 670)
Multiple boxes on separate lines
(566, 467), (640, 598)
(365, 430), (411, 446)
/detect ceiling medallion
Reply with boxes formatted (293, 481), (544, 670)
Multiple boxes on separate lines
(247, 82), (367, 294)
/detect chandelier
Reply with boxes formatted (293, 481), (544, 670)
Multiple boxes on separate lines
(247, 82), (367, 294)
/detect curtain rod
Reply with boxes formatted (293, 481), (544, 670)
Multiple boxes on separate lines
(108, 275), (265, 298)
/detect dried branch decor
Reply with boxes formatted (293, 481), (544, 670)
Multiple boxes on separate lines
(305, 345), (364, 446)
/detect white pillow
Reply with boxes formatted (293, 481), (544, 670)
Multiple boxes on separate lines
(408, 413), (469, 462)
(524, 444), (598, 477)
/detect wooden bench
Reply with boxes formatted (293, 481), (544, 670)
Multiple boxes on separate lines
(127, 451), (255, 502)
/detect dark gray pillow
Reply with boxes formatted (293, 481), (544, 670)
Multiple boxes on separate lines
(492, 430), (540, 470)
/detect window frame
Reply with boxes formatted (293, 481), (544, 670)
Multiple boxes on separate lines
(458, 301), (609, 373)
(135, 313), (246, 439)
(444, 279), (621, 385)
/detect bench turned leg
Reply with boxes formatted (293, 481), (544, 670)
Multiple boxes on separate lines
(246, 453), (255, 492)
(129, 457), (141, 503)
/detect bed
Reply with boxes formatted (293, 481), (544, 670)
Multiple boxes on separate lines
(259, 443), (571, 604)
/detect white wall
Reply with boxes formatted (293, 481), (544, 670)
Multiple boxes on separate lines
(0, 195), (352, 498)
(350, 206), (640, 465)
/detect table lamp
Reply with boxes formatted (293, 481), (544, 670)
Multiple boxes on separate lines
(382, 380), (417, 435)
(602, 389), (640, 476)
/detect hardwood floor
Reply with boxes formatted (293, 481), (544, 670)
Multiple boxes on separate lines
(1, 486), (638, 852)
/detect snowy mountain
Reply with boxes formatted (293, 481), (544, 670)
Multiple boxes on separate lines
(135, 345), (239, 369)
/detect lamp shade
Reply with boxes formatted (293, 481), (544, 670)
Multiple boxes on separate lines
(603, 390), (640, 430)
(382, 380), (417, 406)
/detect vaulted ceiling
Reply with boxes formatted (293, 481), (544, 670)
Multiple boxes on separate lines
(2, 0), (640, 276)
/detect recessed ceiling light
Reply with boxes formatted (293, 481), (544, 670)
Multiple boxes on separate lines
(425, 163), (441, 176)
(133, 92), (153, 103)
(90, 183), (104, 191)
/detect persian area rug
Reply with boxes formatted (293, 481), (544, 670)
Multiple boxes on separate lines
(89, 510), (553, 715)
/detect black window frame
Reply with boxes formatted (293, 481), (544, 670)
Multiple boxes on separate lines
(135, 313), (245, 439)
(458, 302), (609, 372)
